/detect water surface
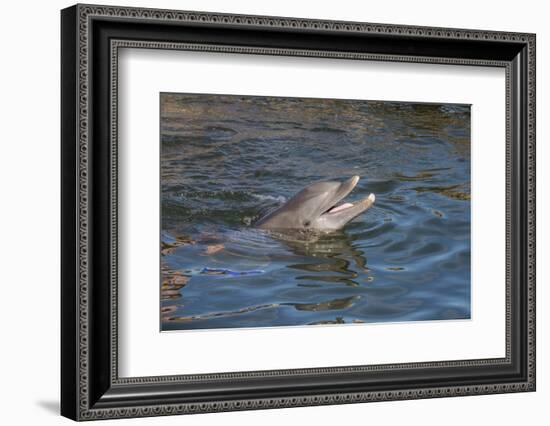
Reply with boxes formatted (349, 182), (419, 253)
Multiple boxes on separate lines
(160, 93), (471, 331)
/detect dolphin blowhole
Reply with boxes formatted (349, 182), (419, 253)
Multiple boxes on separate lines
(254, 176), (375, 231)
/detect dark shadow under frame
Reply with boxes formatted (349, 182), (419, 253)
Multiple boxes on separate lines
(61, 3), (535, 421)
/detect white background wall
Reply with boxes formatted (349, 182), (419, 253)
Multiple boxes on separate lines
(0, 0), (546, 424)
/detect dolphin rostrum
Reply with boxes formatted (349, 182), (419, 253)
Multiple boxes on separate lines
(255, 176), (375, 230)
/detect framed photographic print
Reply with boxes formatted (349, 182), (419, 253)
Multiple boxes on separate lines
(61, 4), (536, 421)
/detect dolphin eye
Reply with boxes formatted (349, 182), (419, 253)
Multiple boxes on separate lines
(304, 220), (311, 227)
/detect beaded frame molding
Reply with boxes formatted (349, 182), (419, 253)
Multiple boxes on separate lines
(61, 4), (536, 421)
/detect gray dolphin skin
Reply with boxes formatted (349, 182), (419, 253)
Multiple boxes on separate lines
(255, 176), (375, 230)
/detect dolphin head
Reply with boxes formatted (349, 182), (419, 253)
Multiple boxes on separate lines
(255, 176), (375, 231)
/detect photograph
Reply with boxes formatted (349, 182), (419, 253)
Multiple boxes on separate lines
(160, 93), (472, 331)
(57, 2), (536, 421)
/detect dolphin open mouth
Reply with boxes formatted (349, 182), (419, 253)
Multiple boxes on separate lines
(320, 176), (375, 218)
(325, 197), (375, 214)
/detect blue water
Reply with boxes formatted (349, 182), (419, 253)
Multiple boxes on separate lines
(160, 94), (471, 331)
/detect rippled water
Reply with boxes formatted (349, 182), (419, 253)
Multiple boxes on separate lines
(160, 93), (471, 331)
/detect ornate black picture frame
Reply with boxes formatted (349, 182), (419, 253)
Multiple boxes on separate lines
(61, 4), (536, 421)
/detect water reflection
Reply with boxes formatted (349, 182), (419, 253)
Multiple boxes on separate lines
(271, 230), (370, 287)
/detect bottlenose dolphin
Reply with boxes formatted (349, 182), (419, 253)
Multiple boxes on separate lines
(255, 176), (375, 230)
